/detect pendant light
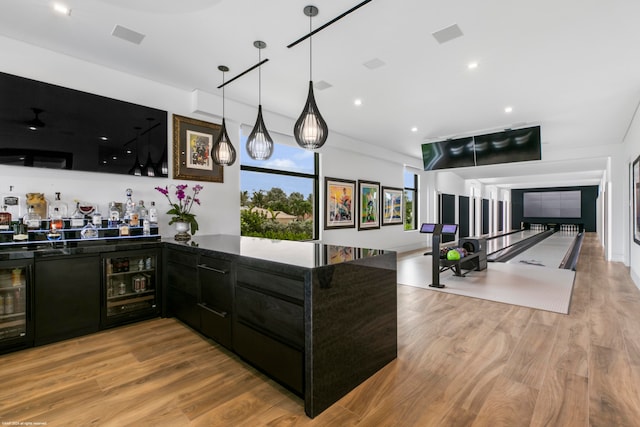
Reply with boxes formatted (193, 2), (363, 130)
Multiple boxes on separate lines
(293, 5), (328, 150)
(128, 127), (143, 176)
(211, 65), (237, 166)
(246, 41), (274, 161)
(142, 118), (156, 176)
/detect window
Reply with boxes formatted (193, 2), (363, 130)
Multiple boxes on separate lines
(404, 169), (418, 230)
(240, 130), (319, 241)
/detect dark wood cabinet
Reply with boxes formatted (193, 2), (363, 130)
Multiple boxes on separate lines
(165, 248), (199, 330)
(234, 265), (304, 394)
(198, 256), (233, 348)
(34, 254), (101, 346)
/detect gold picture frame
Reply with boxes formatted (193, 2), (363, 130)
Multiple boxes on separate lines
(172, 114), (223, 182)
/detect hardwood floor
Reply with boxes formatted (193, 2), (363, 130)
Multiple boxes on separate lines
(2, 233), (640, 426)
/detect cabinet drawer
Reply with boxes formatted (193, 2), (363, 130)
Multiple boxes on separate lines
(199, 303), (231, 349)
(236, 266), (304, 301)
(236, 286), (303, 347)
(198, 257), (232, 312)
(166, 249), (198, 268)
(234, 321), (303, 394)
(167, 262), (198, 296)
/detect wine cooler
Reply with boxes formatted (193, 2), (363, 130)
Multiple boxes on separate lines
(0, 259), (32, 353)
(102, 248), (160, 327)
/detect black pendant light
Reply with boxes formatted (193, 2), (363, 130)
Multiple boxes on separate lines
(246, 41), (274, 161)
(142, 118), (156, 176)
(294, 5), (328, 150)
(128, 127), (143, 176)
(211, 65), (237, 166)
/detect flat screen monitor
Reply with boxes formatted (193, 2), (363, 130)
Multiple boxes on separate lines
(441, 224), (458, 234)
(420, 223), (437, 233)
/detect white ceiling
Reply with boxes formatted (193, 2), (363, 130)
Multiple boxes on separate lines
(2, 0), (639, 188)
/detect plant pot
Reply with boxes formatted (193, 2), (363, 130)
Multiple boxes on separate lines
(174, 221), (191, 242)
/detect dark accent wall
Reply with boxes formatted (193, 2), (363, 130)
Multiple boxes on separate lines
(498, 201), (504, 232)
(459, 196), (470, 238)
(439, 193), (456, 243)
(511, 185), (599, 231)
(482, 199), (490, 234)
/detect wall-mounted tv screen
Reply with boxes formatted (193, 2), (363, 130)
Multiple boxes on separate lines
(421, 126), (541, 171)
(422, 137), (475, 171)
(0, 71), (168, 177)
(474, 126), (541, 166)
(523, 190), (581, 218)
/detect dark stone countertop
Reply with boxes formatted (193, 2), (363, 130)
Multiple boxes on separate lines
(165, 234), (395, 269)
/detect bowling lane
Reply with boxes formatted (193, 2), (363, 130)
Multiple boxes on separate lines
(485, 229), (543, 255)
(506, 230), (578, 268)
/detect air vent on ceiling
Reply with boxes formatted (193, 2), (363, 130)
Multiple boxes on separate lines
(432, 24), (463, 44)
(363, 58), (386, 70)
(314, 81), (332, 91)
(111, 25), (146, 45)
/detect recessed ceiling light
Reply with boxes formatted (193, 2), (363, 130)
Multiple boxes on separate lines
(354, 99), (362, 106)
(504, 106), (513, 113)
(411, 127), (418, 132)
(100, 136), (109, 141)
(53, 3), (71, 16)
(467, 62), (478, 69)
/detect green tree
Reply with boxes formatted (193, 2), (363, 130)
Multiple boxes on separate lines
(251, 190), (266, 208)
(240, 190), (249, 207)
(264, 187), (288, 213)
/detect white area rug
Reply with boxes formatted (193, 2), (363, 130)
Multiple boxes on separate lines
(397, 254), (575, 314)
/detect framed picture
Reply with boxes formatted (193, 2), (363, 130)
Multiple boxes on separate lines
(358, 180), (380, 230)
(325, 245), (357, 264)
(382, 186), (404, 226)
(325, 177), (356, 229)
(173, 114), (224, 182)
(634, 155), (640, 244)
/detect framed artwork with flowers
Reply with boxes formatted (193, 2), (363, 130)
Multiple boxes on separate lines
(173, 114), (224, 182)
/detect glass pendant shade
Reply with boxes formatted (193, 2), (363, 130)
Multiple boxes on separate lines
(211, 118), (237, 166)
(142, 152), (155, 176)
(128, 154), (142, 176)
(294, 81), (328, 149)
(246, 105), (274, 160)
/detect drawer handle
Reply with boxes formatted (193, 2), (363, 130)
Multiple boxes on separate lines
(198, 303), (227, 318)
(197, 264), (228, 274)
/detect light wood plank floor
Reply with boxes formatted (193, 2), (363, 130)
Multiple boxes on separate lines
(2, 233), (640, 426)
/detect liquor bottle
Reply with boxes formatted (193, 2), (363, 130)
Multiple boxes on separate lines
(124, 188), (136, 221)
(0, 205), (11, 231)
(23, 205), (42, 230)
(80, 222), (98, 239)
(49, 192), (68, 218)
(50, 207), (63, 231)
(70, 202), (85, 228)
(148, 201), (158, 224)
(1, 185), (22, 220)
(108, 202), (120, 228)
(92, 209), (102, 227)
(136, 200), (148, 221)
(5, 292), (14, 315)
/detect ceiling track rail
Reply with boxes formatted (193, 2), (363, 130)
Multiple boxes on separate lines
(287, 0), (372, 49)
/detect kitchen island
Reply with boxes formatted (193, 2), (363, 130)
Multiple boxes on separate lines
(164, 235), (397, 418)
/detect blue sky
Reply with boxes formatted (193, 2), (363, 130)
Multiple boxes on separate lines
(240, 139), (315, 198)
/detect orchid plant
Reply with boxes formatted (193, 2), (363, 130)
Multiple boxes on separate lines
(155, 184), (203, 235)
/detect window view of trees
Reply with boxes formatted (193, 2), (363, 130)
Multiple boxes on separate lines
(240, 188), (314, 240)
(240, 134), (318, 241)
(404, 169), (418, 230)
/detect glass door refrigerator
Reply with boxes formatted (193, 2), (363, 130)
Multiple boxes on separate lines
(102, 248), (160, 328)
(0, 258), (32, 353)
